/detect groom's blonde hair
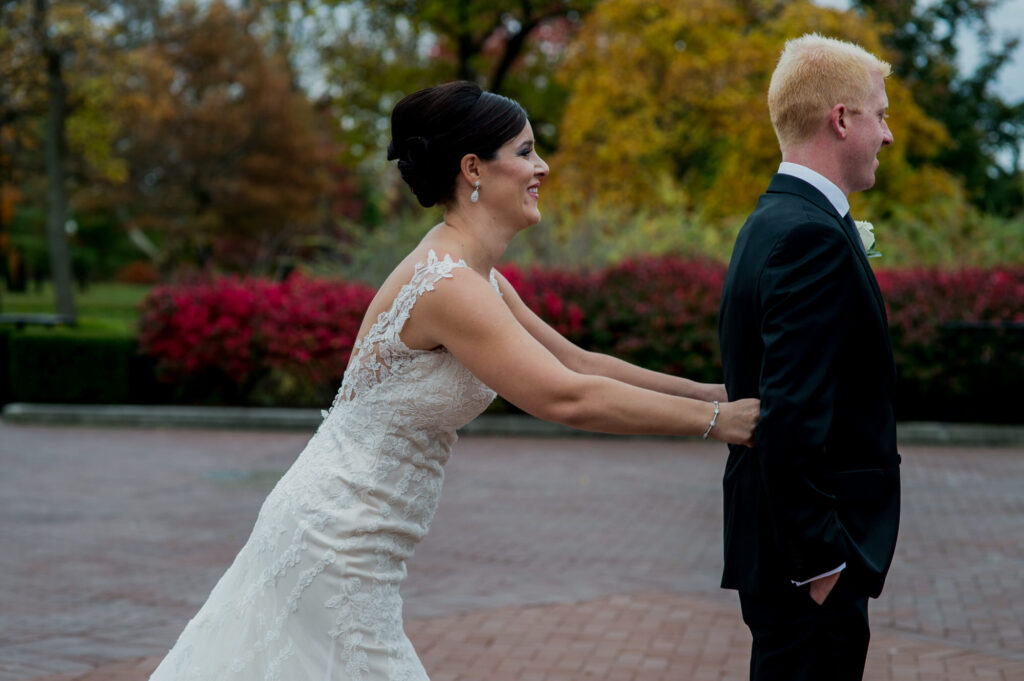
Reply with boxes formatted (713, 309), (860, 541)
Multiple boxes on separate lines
(768, 33), (891, 151)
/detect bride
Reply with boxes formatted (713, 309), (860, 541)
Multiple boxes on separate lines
(149, 81), (758, 681)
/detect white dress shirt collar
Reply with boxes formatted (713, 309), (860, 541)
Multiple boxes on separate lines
(778, 162), (850, 218)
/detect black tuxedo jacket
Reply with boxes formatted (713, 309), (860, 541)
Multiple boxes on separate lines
(718, 173), (901, 599)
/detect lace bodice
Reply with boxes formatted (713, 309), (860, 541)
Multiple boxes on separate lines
(149, 250), (500, 681)
(335, 249), (500, 407)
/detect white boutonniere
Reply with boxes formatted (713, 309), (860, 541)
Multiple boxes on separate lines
(855, 220), (882, 258)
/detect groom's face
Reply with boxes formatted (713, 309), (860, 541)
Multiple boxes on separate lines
(842, 71), (893, 193)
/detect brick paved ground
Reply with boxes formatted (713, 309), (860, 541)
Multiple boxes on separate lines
(2, 423), (1023, 680)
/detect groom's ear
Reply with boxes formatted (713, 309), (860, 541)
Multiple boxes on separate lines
(830, 104), (848, 140)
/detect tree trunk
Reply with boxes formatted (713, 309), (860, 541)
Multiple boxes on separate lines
(490, 21), (534, 95)
(35, 0), (76, 321)
(455, 0), (476, 82)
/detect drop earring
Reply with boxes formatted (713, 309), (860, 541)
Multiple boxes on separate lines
(470, 181), (480, 203)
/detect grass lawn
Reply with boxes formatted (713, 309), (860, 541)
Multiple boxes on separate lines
(0, 282), (150, 335)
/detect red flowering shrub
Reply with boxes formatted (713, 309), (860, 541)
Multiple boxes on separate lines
(138, 274), (374, 404)
(501, 256), (727, 381)
(878, 267), (1024, 342)
(877, 267), (1024, 421)
(497, 263), (590, 338)
(581, 256), (726, 381)
(505, 258), (1024, 421)
(137, 260), (1024, 421)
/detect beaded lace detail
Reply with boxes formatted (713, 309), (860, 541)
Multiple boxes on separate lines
(149, 250), (499, 681)
(334, 249), (497, 406)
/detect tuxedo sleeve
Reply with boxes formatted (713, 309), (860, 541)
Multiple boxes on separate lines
(756, 220), (855, 583)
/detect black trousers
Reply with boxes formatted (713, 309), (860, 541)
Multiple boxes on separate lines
(738, 575), (870, 681)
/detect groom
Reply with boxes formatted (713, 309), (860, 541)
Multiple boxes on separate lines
(718, 34), (901, 680)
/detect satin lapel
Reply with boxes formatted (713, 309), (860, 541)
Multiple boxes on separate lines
(839, 212), (897, 383)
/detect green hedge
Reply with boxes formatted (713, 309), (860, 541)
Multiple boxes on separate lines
(3, 326), (166, 405)
(0, 327), (12, 405)
(893, 322), (1024, 424)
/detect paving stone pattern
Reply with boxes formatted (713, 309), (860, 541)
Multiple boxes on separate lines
(1, 423), (1023, 680)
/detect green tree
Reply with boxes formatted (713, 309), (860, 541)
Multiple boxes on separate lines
(852, 0), (1024, 215)
(33, 0), (77, 318)
(308, 0), (598, 166)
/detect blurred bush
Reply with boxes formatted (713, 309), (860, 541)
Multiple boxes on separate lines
(0, 327), (11, 405)
(115, 260), (159, 285)
(877, 267), (1024, 422)
(5, 324), (163, 404)
(500, 256), (727, 384)
(505, 259), (1024, 422)
(4, 259), (1022, 423)
(137, 273), (375, 407)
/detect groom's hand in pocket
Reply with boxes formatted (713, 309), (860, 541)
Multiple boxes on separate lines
(808, 571), (841, 605)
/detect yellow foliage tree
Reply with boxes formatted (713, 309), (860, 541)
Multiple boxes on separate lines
(548, 0), (965, 241)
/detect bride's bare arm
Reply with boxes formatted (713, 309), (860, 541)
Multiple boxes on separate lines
(491, 271), (727, 403)
(410, 268), (756, 445)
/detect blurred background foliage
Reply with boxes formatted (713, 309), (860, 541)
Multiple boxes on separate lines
(1, 0), (1022, 290)
(2, 0), (1023, 416)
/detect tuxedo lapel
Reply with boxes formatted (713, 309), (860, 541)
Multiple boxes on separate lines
(839, 213), (889, 322)
(767, 175), (888, 321)
(766, 174), (896, 382)
(838, 213), (897, 384)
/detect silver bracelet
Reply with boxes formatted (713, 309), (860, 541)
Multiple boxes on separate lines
(701, 400), (720, 439)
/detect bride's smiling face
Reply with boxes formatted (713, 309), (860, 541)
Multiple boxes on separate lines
(479, 122), (549, 227)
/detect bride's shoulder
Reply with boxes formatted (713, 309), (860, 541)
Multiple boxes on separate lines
(391, 249), (504, 349)
(374, 247), (491, 312)
(375, 247), (457, 289)
(403, 247), (471, 282)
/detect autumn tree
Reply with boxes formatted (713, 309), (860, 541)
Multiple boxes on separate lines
(111, 1), (331, 274)
(549, 0), (964, 239)
(0, 1), (37, 291)
(34, 0), (79, 316)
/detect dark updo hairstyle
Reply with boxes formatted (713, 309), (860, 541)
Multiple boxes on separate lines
(387, 81), (528, 207)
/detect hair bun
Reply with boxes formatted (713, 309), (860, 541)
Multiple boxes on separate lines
(391, 136), (446, 207)
(387, 81), (527, 208)
(386, 141), (400, 161)
(388, 135), (429, 162)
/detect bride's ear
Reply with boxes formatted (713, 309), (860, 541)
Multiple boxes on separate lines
(459, 154), (482, 190)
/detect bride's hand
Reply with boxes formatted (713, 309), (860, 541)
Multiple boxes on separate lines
(709, 398), (759, 447)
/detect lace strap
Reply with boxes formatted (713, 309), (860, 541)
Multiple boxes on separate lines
(352, 249), (505, 358)
(331, 250), (497, 408)
(390, 250), (471, 337)
(351, 249), (470, 354)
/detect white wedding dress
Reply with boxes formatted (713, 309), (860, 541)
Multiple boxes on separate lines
(150, 251), (499, 681)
